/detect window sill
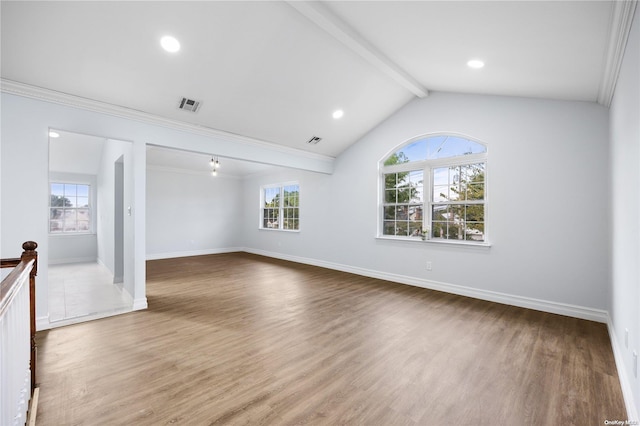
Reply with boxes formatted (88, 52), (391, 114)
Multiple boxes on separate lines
(259, 228), (300, 233)
(49, 232), (97, 237)
(376, 235), (491, 248)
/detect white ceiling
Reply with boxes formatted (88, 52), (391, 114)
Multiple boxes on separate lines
(49, 131), (105, 175)
(0, 1), (625, 161)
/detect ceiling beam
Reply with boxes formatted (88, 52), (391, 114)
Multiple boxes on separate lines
(598, 0), (637, 107)
(287, 1), (428, 98)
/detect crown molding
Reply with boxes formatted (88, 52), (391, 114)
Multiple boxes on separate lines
(598, 0), (638, 107)
(0, 79), (335, 164)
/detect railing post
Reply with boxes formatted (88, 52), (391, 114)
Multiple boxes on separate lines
(20, 241), (38, 393)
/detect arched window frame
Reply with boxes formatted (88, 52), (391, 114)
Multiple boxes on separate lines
(378, 133), (489, 245)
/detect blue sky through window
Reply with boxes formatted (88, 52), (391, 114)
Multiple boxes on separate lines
(387, 136), (486, 164)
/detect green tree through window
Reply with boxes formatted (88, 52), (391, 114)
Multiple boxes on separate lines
(262, 183), (300, 230)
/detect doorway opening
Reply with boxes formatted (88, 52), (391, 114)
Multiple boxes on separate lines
(48, 129), (134, 324)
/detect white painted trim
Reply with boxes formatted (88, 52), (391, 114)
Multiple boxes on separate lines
(0, 79), (335, 165)
(287, 1), (427, 98)
(132, 297), (147, 311)
(145, 247), (243, 261)
(48, 256), (97, 265)
(36, 316), (50, 331)
(146, 164), (243, 180)
(118, 285), (134, 307)
(607, 316), (640, 422)
(598, 0), (638, 107)
(242, 247), (609, 323)
(46, 308), (134, 329)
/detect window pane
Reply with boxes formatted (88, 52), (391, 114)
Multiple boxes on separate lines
(77, 221), (90, 232)
(50, 220), (63, 233)
(384, 206), (395, 220)
(433, 185), (448, 203)
(395, 221), (408, 236)
(466, 183), (484, 201)
(433, 167), (449, 186)
(409, 205), (423, 221)
(264, 187), (280, 208)
(76, 196), (89, 207)
(283, 185), (299, 208)
(464, 204), (484, 223)
(77, 208), (90, 221)
(409, 170), (423, 203)
(465, 222), (485, 242)
(76, 185), (89, 197)
(384, 173), (397, 190)
(385, 139), (426, 165)
(51, 183), (64, 197)
(50, 208), (63, 220)
(396, 206), (408, 220)
(427, 136), (486, 159)
(50, 194), (70, 207)
(383, 221), (395, 235)
(432, 204), (449, 221)
(409, 221), (422, 237)
(385, 189), (397, 204)
(64, 184), (77, 197)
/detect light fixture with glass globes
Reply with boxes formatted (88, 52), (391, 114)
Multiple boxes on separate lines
(210, 156), (220, 177)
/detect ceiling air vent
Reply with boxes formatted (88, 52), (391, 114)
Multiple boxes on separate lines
(306, 136), (322, 145)
(178, 97), (201, 113)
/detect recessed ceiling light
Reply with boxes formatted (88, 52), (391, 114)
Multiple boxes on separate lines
(49, 131), (60, 138)
(160, 35), (180, 53)
(467, 59), (485, 69)
(332, 109), (344, 119)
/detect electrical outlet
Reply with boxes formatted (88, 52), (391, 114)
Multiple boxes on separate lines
(625, 328), (629, 348)
(426, 261), (432, 271)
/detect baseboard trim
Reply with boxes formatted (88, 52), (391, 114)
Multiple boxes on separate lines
(48, 256), (97, 265)
(607, 316), (639, 422)
(242, 248), (609, 323)
(132, 297), (148, 311)
(119, 286), (134, 306)
(36, 316), (50, 331)
(146, 247), (243, 261)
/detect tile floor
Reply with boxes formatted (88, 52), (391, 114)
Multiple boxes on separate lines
(48, 262), (132, 323)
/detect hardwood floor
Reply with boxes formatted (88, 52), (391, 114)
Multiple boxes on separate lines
(35, 253), (627, 425)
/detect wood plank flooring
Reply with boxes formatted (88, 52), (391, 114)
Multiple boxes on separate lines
(35, 253), (627, 425)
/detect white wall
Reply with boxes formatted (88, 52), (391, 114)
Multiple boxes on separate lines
(146, 167), (243, 258)
(243, 91), (611, 318)
(610, 7), (640, 419)
(96, 139), (131, 272)
(0, 93), (151, 326)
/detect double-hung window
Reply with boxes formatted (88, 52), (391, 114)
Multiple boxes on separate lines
(380, 135), (487, 244)
(261, 183), (300, 231)
(49, 182), (91, 233)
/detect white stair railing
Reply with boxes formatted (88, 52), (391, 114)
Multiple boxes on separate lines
(0, 259), (33, 425)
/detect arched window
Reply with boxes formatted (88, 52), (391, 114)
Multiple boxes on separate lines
(380, 134), (487, 244)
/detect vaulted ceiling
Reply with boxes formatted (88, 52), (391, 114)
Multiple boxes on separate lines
(0, 1), (632, 160)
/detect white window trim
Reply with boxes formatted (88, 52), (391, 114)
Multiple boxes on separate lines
(259, 181), (300, 232)
(378, 137), (489, 246)
(49, 181), (96, 235)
